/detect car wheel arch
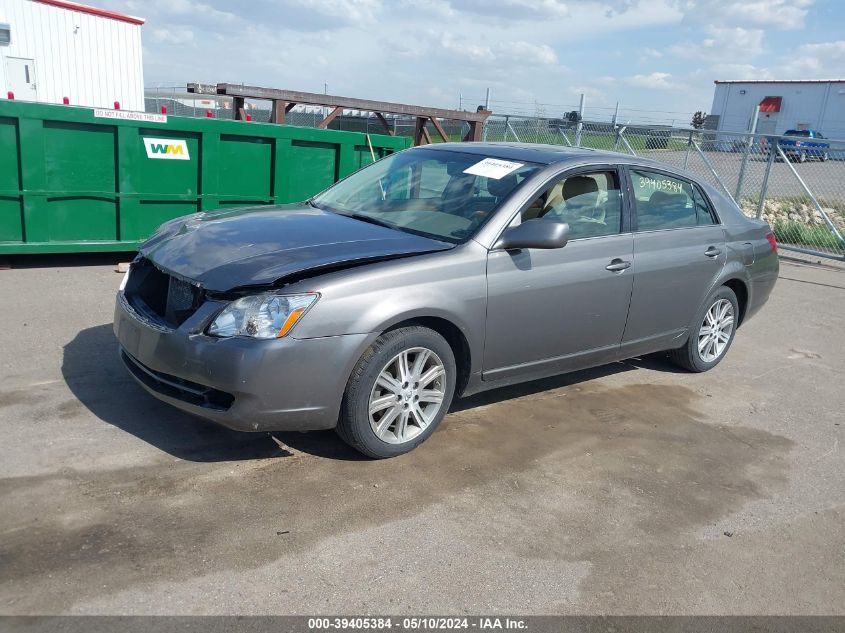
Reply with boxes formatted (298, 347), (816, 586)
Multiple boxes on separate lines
(691, 264), (750, 336)
(721, 277), (749, 326)
(381, 315), (473, 397)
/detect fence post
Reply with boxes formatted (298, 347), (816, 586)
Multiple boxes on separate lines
(692, 140), (738, 206)
(683, 131), (693, 170)
(735, 107), (760, 200)
(575, 93), (585, 147)
(756, 141), (776, 219)
(619, 129), (637, 156)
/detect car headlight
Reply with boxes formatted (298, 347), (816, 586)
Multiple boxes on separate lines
(208, 293), (319, 339)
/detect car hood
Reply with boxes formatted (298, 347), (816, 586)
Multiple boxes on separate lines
(139, 204), (454, 292)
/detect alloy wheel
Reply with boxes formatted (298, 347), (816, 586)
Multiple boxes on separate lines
(368, 347), (446, 444)
(697, 299), (735, 363)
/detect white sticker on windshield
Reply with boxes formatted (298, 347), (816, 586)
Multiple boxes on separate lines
(463, 158), (524, 180)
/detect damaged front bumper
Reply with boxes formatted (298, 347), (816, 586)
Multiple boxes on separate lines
(113, 290), (376, 432)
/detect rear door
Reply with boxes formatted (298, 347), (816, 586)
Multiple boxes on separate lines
(621, 167), (726, 353)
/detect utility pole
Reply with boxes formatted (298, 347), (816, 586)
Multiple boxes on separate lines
(485, 88), (491, 110)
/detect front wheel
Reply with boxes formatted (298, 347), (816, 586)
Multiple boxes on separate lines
(337, 326), (456, 458)
(798, 151), (808, 163)
(668, 286), (739, 372)
(820, 151), (829, 162)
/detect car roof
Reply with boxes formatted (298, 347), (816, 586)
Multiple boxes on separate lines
(413, 142), (666, 168)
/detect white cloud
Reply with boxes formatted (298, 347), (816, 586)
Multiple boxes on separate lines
(571, 85), (607, 101)
(449, 0), (569, 20)
(709, 63), (773, 81)
(151, 28), (195, 44)
(438, 33), (494, 63)
(671, 0), (814, 29)
(668, 26), (764, 61)
(626, 71), (676, 90)
(500, 41), (558, 65)
(781, 40), (845, 77)
(798, 41), (845, 56)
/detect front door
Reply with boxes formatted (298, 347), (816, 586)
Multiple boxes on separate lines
(483, 167), (634, 381)
(6, 57), (37, 101)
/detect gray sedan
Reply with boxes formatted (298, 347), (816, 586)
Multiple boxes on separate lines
(114, 143), (778, 458)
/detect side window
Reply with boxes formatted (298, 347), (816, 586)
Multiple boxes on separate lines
(631, 170), (697, 231)
(692, 186), (718, 225)
(521, 170), (623, 239)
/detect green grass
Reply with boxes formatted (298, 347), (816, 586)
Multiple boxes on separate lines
(773, 220), (844, 251)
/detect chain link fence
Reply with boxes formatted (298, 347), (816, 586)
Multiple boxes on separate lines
(482, 115), (845, 263)
(144, 89), (844, 263)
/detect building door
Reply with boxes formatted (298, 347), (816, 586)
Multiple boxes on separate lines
(756, 116), (778, 135)
(6, 58), (37, 101)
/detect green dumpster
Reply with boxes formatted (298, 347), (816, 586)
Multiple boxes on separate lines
(0, 101), (410, 254)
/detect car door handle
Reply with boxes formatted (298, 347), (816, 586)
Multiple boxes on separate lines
(605, 258), (631, 272)
(704, 246), (722, 258)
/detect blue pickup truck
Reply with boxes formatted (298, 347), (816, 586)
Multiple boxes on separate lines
(775, 130), (830, 163)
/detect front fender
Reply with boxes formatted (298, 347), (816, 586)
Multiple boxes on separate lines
(289, 243), (489, 374)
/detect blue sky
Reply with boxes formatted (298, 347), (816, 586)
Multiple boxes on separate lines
(101, 0), (844, 124)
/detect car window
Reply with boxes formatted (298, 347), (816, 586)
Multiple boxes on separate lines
(521, 170), (623, 239)
(631, 170), (699, 231)
(692, 186), (718, 225)
(314, 149), (541, 244)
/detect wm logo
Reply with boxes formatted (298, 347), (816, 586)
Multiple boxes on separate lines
(143, 138), (190, 160)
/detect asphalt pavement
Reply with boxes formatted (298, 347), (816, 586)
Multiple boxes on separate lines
(0, 255), (843, 615)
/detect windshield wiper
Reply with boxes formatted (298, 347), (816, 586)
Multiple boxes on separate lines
(341, 213), (399, 231)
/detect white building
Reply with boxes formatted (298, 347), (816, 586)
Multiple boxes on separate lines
(0, 0), (144, 110)
(710, 79), (845, 139)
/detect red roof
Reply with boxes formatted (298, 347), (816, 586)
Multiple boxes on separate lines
(759, 96), (782, 113)
(34, 0), (144, 25)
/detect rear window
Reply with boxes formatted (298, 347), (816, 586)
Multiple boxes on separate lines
(631, 170), (717, 230)
(785, 130), (811, 137)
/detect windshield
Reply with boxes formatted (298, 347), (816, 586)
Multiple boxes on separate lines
(312, 148), (541, 243)
(786, 130), (811, 137)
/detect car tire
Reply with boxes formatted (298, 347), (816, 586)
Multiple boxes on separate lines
(798, 151), (807, 163)
(821, 152), (829, 162)
(668, 286), (739, 373)
(336, 326), (456, 458)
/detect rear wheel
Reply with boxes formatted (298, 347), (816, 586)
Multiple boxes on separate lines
(336, 326), (456, 458)
(820, 151), (829, 162)
(798, 150), (808, 163)
(668, 286), (739, 372)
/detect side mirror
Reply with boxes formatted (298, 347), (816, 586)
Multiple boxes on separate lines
(494, 220), (570, 250)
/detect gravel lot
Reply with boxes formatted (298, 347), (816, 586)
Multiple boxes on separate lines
(0, 255), (843, 615)
(641, 149), (845, 202)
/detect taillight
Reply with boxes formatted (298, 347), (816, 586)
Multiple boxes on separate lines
(766, 232), (777, 253)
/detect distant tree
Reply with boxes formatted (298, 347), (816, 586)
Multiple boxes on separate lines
(691, 111), (707, 129)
